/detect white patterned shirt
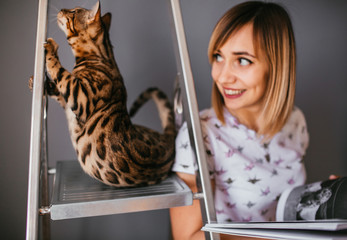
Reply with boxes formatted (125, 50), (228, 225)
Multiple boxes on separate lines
(172, 107), (309, 222)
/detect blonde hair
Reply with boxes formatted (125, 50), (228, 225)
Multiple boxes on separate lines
(208, 1), (296, 139)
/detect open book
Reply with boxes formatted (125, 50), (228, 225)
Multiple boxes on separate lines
(202, 177), (347, 240)
(277, 176), (347, 221)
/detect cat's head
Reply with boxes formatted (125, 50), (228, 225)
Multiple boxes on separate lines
(57, 1), (111, 44)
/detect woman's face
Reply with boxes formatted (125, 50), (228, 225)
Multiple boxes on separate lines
(211, 23), (269, 119)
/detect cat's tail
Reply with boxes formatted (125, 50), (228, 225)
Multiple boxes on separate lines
(129, 87), (176, 136)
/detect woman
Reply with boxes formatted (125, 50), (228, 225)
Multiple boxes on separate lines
(170, 1), (309, 239)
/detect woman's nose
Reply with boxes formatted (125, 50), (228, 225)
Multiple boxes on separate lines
(218, 63), (236, 84)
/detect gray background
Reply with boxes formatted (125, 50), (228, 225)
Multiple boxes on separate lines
(1, 0), (346, 239)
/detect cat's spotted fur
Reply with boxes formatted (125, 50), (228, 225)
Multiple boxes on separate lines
(42, 2), (176, 187)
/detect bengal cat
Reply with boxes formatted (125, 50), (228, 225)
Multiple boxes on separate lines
(38, 2), (176, 187)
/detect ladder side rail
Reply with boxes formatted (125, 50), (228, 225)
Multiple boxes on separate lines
(26, 0), (49, 239)
(169, 1), (219, 239)
(40, 95), (51, 239)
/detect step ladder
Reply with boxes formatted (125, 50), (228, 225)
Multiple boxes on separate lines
(26, 0), (218, 239)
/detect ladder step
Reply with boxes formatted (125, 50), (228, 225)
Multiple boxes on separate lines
(50, 161), (193, 220)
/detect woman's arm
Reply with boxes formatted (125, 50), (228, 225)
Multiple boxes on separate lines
(170, 172), (207, 240)
(170, 172), (269, 240)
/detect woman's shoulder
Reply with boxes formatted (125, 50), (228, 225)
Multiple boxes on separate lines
(277, 106), (309, 148)
(199, 107), (217, 119)
(199, 108), (221, 127)
(176, 108), (218, 139)
(286, 106), (307, 127)
(199, 108), (235, 134)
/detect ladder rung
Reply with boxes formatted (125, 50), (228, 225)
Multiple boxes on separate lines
(50, 161), (193, 220)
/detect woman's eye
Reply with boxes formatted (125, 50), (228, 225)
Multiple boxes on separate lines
(213, 53), (223, 62)
(239, 58), (252, 66)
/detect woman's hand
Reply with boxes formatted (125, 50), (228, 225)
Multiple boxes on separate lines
(329, 175), (340, 180)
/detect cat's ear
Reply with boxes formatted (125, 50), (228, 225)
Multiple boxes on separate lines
(102, 13), (112, 32)
(89, 1), (101, 23)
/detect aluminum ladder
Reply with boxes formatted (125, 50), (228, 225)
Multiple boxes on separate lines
(26, 0), (218, 239)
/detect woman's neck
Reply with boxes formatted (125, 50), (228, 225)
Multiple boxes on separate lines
(229, 108), (265, 133)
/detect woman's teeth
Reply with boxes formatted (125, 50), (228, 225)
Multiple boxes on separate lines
(224, 89), (245, 95)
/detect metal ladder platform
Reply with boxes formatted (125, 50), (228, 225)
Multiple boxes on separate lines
(50, 160), (192, 220)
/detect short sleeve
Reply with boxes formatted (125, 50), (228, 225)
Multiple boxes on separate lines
(274, 106), (309, 160)
(171, 122), (197, 175)
(172, 110), (217, 177)
(291, 107), (310, 156)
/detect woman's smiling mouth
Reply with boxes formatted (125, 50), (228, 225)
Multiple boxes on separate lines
(224, 88), (246, 98)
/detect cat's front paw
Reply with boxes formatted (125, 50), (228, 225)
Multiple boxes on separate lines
(44, 38), (59, 55)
